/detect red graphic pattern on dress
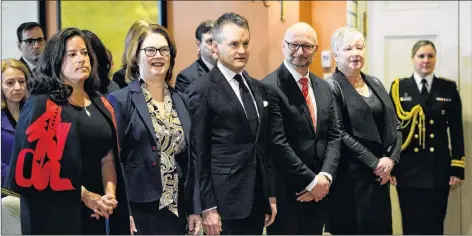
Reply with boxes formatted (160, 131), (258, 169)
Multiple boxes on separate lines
(15, 100), (74, 191)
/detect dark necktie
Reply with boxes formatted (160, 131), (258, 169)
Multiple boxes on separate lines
(234, 74), (259, 134)
(421, 78), (429, 100)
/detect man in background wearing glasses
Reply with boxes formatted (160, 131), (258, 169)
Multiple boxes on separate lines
(17, 22), (46, 76)
(262, 22), (341, 235)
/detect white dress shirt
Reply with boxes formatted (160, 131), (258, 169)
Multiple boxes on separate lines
(201, 56), (215, 71)
(22, 57), (36, 72)
(413, 72), (434, 92)
(283, 61), (333, 192)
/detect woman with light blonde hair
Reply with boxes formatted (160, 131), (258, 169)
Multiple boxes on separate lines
(326, 26), (402, 234)
(1, 58), (29, 186)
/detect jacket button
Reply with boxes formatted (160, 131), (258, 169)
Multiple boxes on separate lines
(429, 119), (435, 125)
(152, 161), (157, 166)
(152, 146), (157, 151)
(414, 134), (419, 139)
(430, 147), (435, 152)
(414, 148), (419, 152)
(430, 133), (435, 139)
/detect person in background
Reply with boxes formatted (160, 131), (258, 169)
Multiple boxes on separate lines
(4, 27), (130, 235)
(189, 12), (276, 235)
(389, 40), (465, 235)
(107, 23), (201, 235)
(16, 22), (46, 76)
(82, 30), (120, 95)
(175, 20), (218, 93)
(326, 26), (402, 235)
(1, 59), (29, 187)
(112, 19), (153, 89)
(263, 22), (341, 235)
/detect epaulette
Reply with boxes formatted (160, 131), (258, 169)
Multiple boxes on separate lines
(437, 77), (456, 83)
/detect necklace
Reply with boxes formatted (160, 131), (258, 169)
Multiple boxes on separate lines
(69, 96), (91, 117)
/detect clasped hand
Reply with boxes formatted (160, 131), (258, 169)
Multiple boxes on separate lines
(82, 188), (118, 220)
(375, 157), (394, 185)
(296, 175), (330, 203)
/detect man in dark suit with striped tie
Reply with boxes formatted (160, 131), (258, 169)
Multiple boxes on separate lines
(263, 22), (341, 235)
(189, 12), (276, 235)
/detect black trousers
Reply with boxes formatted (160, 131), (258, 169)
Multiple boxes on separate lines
(221, 167), (266, 235)
(130, 201), (186, 235)
(397, 187), (450, 235)
(267, 197), (327, 235)
(328, 176), (392, 235)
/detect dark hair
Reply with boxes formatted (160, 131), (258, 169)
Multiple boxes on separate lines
(17, 22), (45, 42)
(30, 27), (99, 104)
(195, 20), (214, 41)
(82, 30), (112, 94)
(125, 24), (177, 84)
(212, 12), (250, 43)
(121, 19), (153, 69)
(411, 40), (436, 58)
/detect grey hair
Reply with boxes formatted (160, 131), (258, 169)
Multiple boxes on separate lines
(330, 26), (365, 53)
(212, 12), (250, 43)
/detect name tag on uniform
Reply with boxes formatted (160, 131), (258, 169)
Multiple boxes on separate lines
(400, 96), (412, 101)
(436, 97), (452, 102)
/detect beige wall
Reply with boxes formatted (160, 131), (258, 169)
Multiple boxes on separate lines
(168, 1), (347, 84)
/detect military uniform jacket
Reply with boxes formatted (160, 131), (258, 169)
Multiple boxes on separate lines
(390, 76), (465, 189)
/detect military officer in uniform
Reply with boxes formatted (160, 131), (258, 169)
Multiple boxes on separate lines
(389, 40), (465, 235)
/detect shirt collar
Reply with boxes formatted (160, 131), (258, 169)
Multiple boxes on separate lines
(217, 61), (244, 83)
(201, 56), (215, 71)
(22, 57), (36, 71)
(283, 60), (310, 84)
(413, 72), (434, 87)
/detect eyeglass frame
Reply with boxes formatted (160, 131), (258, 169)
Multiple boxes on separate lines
(20, 38), (46, 46)
(140, 46), (172, 57)
(284, 40), (316, 53)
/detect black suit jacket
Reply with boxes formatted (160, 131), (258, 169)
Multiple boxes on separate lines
(19, 57), (34, 78)
(175, 58), (210, 93)
(189, 66), (275, 220)
(327, 69), (402, 179)
(389, 76), (464, 189)
(107, 80), (201, 215)
(112, 68), (127, 89)
(263, 64), (341, 198)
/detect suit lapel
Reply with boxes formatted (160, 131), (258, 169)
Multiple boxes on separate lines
(332, 70), (382, 144)
(1, 110), (15, 132)
(171, 90), (191, 146)
(310, 73), (324, 136)
(278, 64), (316, 135)
(210, 67), (252, 132)
(363, 74), (396, 147)
(197, 58), (210, 77)
(129, 80), (157, 140)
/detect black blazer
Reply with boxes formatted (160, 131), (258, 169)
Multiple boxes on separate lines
(107, 80), (201, 215)
(19, 57), (34, 78)
(188, 66), (275, 220)
(389, 76), (465, 189)
(327, 69), (401, 179)
(175, 57), (210, 93)
(263, 63), (341, 195)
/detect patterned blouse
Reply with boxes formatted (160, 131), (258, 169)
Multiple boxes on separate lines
(141, 81), (186, 216)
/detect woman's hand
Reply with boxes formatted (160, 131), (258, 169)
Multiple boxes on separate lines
(375, 157), (394, 177)
(81, 187), (118, 219)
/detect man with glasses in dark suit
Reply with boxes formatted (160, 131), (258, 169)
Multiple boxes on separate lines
(16, 22), (46, 76)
